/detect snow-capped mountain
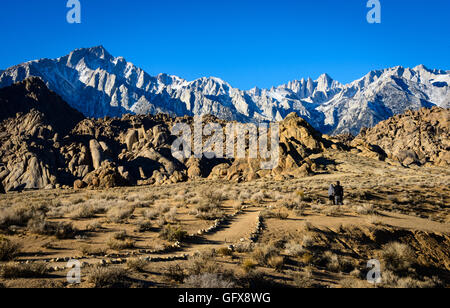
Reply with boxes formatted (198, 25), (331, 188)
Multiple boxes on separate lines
(0, 46), (448, 135)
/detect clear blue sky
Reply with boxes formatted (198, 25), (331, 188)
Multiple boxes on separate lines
(0, 0), (449, 89)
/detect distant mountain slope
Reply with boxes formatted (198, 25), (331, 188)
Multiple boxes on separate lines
(0, 46), (448, 135)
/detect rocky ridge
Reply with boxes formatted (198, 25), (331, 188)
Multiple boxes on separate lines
(0, 78), (448, 191)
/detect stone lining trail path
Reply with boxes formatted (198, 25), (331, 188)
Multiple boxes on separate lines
(164, 207), (264, 256)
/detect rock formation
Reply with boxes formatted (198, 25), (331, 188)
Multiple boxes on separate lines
(1, 78), (445, 191)
(355, 107), (449, 167)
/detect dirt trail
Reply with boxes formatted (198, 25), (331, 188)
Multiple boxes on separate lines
(174, 207), (263, 255)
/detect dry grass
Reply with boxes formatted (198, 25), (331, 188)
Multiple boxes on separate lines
(184, 273), (236, 288)
(241, 259), (258, 273)
(107, 237), (136, 251)
(0, 237), (21, 261)
(79, 245), (107, 257)
(159, 225), (187, 242)
(1, 263), (48, 279)
(88, 266), (130, 288)
(126, 258), (147, 272)
(379, 242), (415, 273)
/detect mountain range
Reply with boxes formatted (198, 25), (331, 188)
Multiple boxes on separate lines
(0, 46), (448, 135)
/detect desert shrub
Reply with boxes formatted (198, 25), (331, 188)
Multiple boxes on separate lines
(241, 259), (258, 273)
(203, 191), (223, 206)
(155, 216), (168, 228)
(251, 243), (279, 266)
(0, 204), (40, 229)
(69, 197), (85, 205)
(107, 238), (135, 251)
(301, 234), (315, 249)
(54, 222), (78, 239)
(284, 241), (304, 257)
(381, 270), (443, 288)
(184, 273), (236, 288)
(380, 242), (415, 273)
(350, 269), (363, 279)
(260, 208), (289, 220)
(311, 204), (324, 213)
(322, 251), (341, 272)
(280, 200), (295, 210)
(112, 231), (128, 241)
(294, 204), (307, 216)
(27, 216), (77, 239)
(0, 237), (21, 261)
(195, 208), (225, 221)
(295, 190), (305, 200)
(250, 192), (265, 204)
(159, 225), (187, 242)
(318, 251), (354, 273)
(238, 191), (251, 202)
(239, 270), (275, 288)
(267, 256), (284, 272)
(274, 208), (289, 220)
(126, 258), (147, 272)
(135, 220), (153, 233)
(86, 221), (103, 232)
(164, 264), (186, 283)
(156, 203), (171, 214)
(187, 251), (219, 276)
(164, 207), (178, 223)
(234, 241), (254, 253)
(80, 245), (107, 257)
(217, 247), (233, 256)
(294, 273), (314, 288)
(356, 204), (376, 215)
(143, 209), (159, 220)
(194, 202), (225, 221)
(27, 215), (52, 235)
(107, 205), (135, 223)
(70, 204), (99, 219)
(0, 263), (48, 279)
(340, 278), (369, 288)
(395, 276), (442, 288)
(88, 266), (129, 288)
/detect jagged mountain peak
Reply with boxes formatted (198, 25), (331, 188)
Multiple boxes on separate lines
(0, 47), (448, 135)
(71, 45), (112, 59)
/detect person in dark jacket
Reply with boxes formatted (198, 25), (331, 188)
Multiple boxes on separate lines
(334, 181), (344, 205)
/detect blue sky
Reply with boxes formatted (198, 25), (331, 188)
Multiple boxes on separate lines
(0, 0), (449, 89)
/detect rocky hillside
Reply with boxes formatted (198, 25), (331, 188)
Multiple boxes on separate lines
(1, 78), (445, 192)
(1, 46), (448, 135)
(0, 78), (85, 191)
(355, 107), (450, 167)
(0, 77), (84, 135)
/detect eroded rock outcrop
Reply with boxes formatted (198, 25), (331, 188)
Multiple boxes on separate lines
(356, 107), (450, 166)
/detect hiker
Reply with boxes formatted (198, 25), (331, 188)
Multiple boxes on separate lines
(328, 184), (335, 204)
(334, 181), (344, 205)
